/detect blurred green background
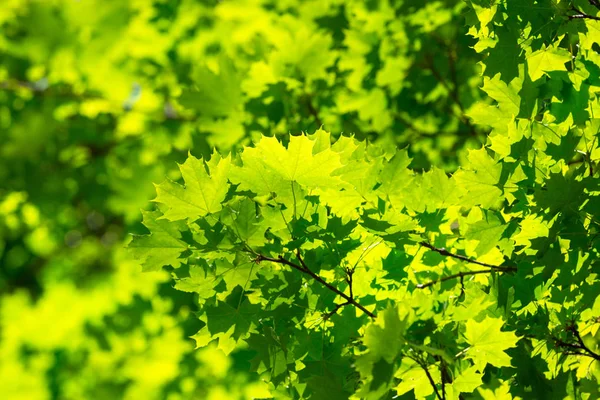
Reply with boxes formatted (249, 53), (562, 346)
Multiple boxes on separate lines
(0, 0), (485, 398)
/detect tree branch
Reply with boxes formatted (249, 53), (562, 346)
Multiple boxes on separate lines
(554, 323), (600, 362)
(256, 252), (376, 319)
(416, 242), (517, 289)
(440, 360), (447, 400)
(416, 269), (505, 289)
(322, 301), (351, 320)
(411, 357), (442, 400)
(419, 242), (516, 271)
(569, 7), (600, 20)
(569, 12), (600, 20)
(568, 324), (600, 361)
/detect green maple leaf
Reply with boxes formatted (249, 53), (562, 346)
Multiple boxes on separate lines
(220, 197), (263, 246)
(481, 24), (522, 81)
(526, 45), (570, 81)
(154, 153), (231, 221)
(215, 258), (258, 293)
(378, 150), (413, 197)
(449, 366), (483, 396)
(173, 265), (217, 298)
(464, 317), (519, 368)
(128, 210), (188, 272)
(481, 73), (521, 116)
(512, 215), (550, 247)
(454, 148), (503, 208)
(179, 55), (243, 117)
(305, 374), (351, 400)
(464, 211), (507, 256)
(363, 305), (407, 363)
(204, 286), (261, 340)
(231, 135), (344, 200)
(377, 150), (415, 211)
(422, 167), (458, 209)
(466, 102), (507, 130)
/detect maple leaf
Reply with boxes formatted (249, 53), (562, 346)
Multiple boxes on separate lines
(204, 286), (261, 341)
(454, 148), (504, 208)
(154, 153), (231, 221)
(230, 135), (344, 201)
(464, 317), (519, 368)
(526, 45), (570, 81)
(128, 210), (188, 272)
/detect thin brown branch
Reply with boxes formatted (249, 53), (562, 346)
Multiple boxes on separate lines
(440, 360), (447, 400)
(256, 252), (376, 319)
(322, 301), (351, 320)
(563, 351), (600, 359)
(419, 242), (516, 271)
(412, 358), (443, 400)
(568, 324), (600, 361)
(570, 13), (600, 20)
(570, 7), (600, 21)
(416, 242), (517, 289)
(416, 269), (500, 289)
(554, 326), (600, 362)
(342, 266), (356, 300)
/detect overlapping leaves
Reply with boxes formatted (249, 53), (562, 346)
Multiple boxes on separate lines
(129, 127), (596, 398)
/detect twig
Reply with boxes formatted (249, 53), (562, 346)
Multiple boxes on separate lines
(412, 357), (443, 400)
(322, 301), (351, 320)
(568, 324), (600, 361)
(554, 324), (600, 361)
(569, 6), (600, 21)
(440, 360), (447, 400)
(419, 242), (516, 270)
(416, 242), (517, 289)
(256, 252), (376, 319)
(570, 13), (600, 20)
(417, 269), (502, 289)
(345, 266), (355, 300)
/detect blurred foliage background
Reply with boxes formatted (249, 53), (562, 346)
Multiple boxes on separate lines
(0, 0), (486, 398)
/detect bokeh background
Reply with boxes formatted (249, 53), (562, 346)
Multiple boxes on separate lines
(0, 1), (486, 398)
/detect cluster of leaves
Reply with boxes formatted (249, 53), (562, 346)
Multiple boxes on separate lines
(131, 0), (600, 398)
(3, 0), (600, 398)
(1, 1), (487, 397)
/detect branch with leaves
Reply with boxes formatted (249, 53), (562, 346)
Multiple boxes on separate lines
(554, 323), (600, 361)
(416, 242), (517, 289)
(255, 251), (376, 319)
